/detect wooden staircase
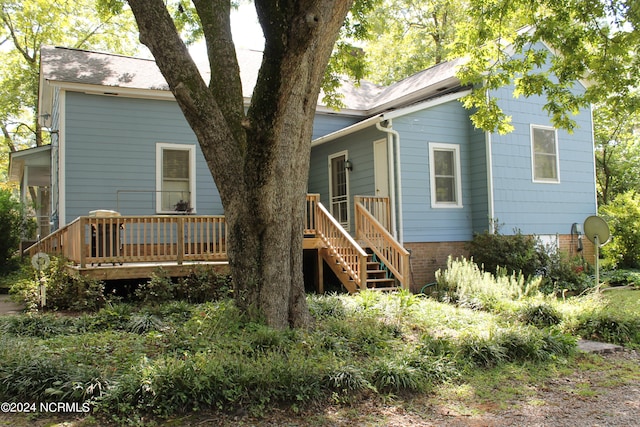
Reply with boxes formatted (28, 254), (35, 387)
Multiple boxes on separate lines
(319, 248), (398, 293)
(309, 194), (410, 294)
(364, 249), (398, 291)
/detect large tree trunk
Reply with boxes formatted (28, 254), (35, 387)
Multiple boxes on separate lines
(127, 0), (354, 328)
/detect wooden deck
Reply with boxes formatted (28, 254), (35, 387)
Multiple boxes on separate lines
(26, 195), (410, 292)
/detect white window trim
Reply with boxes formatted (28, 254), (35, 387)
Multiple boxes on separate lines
(156, 142), (197, 214)
(429, 142), (463, 208)
(531, 124), (560, 184)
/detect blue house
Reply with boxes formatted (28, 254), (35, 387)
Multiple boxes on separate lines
(10, 45), (597, 291)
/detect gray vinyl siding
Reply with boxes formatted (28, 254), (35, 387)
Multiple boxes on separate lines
(489, 84), (597, 235)
(395, 100), (474, 242)
(63, 92), (221, 223)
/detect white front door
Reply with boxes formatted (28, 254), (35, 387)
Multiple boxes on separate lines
(373, 139), (389, 197)
(329, 151), (349, 229)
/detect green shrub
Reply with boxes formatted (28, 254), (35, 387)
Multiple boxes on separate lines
(0, 312), (75, 338)
(176, 266), (232, 303)
(602, 269), (640, 288)
(323, 364), (372, 399)
(467, 227), (548, 279)
(601, 190), (640, 268)
(517, 303), (563, 328)
(575, 310), (640, 347)
(457, 326), (576, 367)
(11, 257), (107, 311)
(540, 251), (593, 295)
(126, 313), (165, 334)
(135, 268), (175, 304)
(0, 189), (33, 273)
(307, 293), (348, 319)
(369, 358), (426, 393)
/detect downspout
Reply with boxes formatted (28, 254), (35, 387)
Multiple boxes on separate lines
(486, 130), (495, 233)
(376, 120), (404, 245)
(484, 88), (496, 233)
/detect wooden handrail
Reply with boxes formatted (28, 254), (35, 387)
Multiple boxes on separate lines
(25, 216), (83, 259)
(305, 194), (320, 234)
(354, 196), (391, 231)
(355, 201), (410, 289)
(315, 201), (369, 290)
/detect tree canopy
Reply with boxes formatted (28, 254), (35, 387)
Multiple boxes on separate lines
(0, 0), (140, 153)
(363, 0), (639, 135)
(452, 0), (640, 133)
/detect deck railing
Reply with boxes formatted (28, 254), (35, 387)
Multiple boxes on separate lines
(354, 196), (391, 231)
(28, 194), (400, 293)
(28, 215), (227, 268)
(355, 200), (410, 289)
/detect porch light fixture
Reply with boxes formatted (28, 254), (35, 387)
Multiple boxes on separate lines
(345, 159), (353, 171)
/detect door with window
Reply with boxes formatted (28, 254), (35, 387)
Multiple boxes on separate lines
(329, 151), (350, 229)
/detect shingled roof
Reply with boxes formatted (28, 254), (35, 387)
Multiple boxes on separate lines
(39, 46), (464, 118)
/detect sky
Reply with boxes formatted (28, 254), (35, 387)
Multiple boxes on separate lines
(230, 3), (264, 50)
(188, 3), (264, 60)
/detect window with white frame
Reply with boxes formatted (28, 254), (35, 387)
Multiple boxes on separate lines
(531, 125), (559, 183)
(156, 143), (196, 213)
(429, 143), (462, 208)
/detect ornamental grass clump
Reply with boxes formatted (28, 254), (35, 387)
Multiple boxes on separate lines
(436, 256), (541, 311)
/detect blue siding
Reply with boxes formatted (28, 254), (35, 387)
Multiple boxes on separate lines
(311, 113), (360, 140)
(395, 100), (474, 242)
(63, 92), (222, 223)
(309, 126), (386, 231)
(489, 84), (597, 235)
(468, 124), (489, 233)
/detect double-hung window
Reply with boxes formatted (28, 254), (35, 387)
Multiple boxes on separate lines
(531, 125), (559, 183)
(156, 143), (196, 213)
(429, 143), (462, 208)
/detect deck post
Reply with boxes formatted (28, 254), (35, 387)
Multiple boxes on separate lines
(177, 216), (184, 265)
(79, 217), (87, 268)
(359, 255), (368, 291)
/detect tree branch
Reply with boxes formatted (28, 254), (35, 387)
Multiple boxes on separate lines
(127, 0), (244, 200)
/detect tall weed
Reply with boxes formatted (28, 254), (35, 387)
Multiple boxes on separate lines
(436, 256), (541, 310)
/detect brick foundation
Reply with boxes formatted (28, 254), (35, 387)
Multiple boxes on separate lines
(404, 241), (468, 293)
(404, 234), (595, 294)
(558, 233), (596, 266)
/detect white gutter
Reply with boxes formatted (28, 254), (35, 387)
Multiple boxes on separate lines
(311, 114), (385, 147)
(311, 90), (471, 147)
(376, 120), (404, 245)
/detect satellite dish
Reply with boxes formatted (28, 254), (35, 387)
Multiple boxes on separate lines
(583, 215), (610, 290)
(583, 216), (610, 246)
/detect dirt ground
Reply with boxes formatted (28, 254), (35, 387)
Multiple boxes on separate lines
(210, 350), (640, 427)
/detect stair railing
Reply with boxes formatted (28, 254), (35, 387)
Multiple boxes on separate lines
(355, 200), (410, 289)
(314, 201), (368, 290)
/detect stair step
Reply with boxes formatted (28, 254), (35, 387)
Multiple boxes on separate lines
(367, 279), (396, 289)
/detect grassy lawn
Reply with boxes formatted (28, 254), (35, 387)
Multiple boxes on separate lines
(0, 259), (638, 426)
(0, 287), (638, 426)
